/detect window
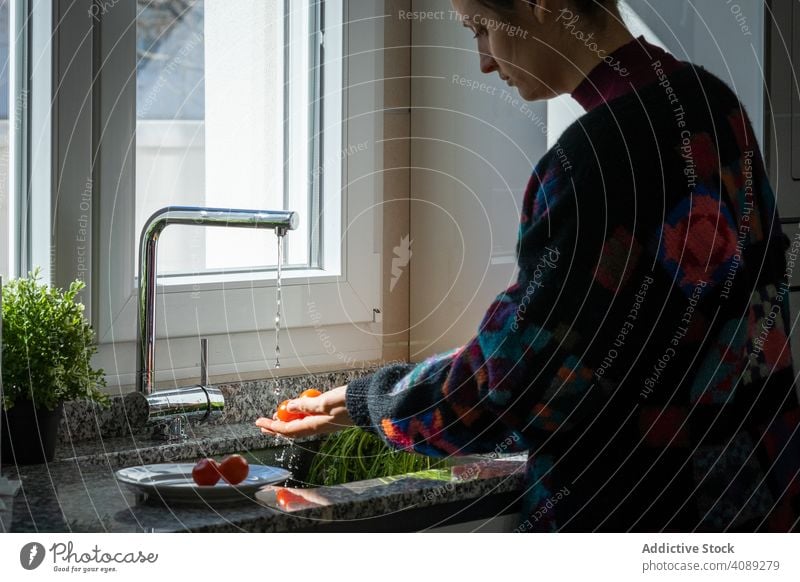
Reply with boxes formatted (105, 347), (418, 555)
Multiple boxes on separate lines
(135, 0), (317, 278)
(0, 0), (9, 278)
(67, 0), (386, 388)
(2, 0), (49, 283)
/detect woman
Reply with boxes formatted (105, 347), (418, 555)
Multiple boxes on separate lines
(257, 0), (800, 532)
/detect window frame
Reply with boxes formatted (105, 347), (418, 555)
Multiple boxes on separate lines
(8, 0), (52, 282)
(48, 0), (387, 388)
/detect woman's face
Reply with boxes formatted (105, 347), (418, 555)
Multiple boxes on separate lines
(451, 0), (569, 101)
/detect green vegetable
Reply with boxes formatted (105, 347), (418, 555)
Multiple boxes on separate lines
(306, 427), (444, 486)
(1, 269), (109, 411)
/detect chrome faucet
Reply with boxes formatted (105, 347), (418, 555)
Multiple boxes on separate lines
(137, 206), (299, 431)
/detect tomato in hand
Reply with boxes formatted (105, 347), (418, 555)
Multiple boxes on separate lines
(276, 399), (305, 422)
(274, 389), (321, 422)
(219, 454), (249, 485)
(192, 458), (221, 486)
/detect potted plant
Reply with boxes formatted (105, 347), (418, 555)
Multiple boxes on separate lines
(1, 270), (109, 465)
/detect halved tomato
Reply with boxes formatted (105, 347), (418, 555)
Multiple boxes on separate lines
(275, 488), (306, 509)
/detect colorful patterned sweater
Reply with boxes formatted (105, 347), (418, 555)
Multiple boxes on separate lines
(345, 38), (800, 532)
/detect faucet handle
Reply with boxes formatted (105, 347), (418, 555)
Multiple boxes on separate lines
(200, 338), (209, 386)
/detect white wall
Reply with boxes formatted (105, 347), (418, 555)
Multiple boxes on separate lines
(409, 0), (549, 360)
(549, 1), (765, 150)
(622, 0), (764, 146)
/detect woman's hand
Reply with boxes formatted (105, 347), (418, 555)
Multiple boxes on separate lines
(255, 385), (353, 438)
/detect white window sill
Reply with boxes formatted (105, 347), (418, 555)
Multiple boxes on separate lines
(150, 265), (343, 293)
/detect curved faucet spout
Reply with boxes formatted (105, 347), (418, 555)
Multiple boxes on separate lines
(136, 206), (299, 413)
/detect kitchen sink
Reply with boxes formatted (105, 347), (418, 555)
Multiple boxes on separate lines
(223, 438), (480, 489)
(219, 440), (523, 531)
(227, 439), (324, 488)
(142, 437), (526, 531)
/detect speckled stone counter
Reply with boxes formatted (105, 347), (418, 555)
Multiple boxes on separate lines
(2, 422), (526, 532)
(2, 366), (528, 533)
(58, 367), (383, 444)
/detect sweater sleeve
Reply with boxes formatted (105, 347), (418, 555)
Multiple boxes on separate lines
(344, 154), (616, 457)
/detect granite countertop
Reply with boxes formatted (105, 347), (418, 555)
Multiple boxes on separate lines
(2, 422), (527, 533)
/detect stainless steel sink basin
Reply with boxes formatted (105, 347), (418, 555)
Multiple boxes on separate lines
(229, 441), (523, 532)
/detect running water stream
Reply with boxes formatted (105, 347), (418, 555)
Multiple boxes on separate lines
(274, 231), (284, 370)
(272, 230), (312, 475)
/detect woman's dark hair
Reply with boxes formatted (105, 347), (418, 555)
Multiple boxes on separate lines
(475, 0), (619, 19)
(570, 0), (620, 17)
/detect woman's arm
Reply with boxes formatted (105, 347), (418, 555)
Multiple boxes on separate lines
(258, 160), (611, 455)
(257, 133), (753, 458)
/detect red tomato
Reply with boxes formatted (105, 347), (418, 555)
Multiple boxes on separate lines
(276, 399), (305, 422)
(219, 454), (249, 485)
(275, 488), (305, 509)
(192, 458), (221, 486)
(299, 389), (322, 398)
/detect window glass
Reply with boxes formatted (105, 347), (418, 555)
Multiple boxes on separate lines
(135, 0), (312, 278)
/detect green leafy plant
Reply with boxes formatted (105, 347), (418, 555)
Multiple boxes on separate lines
(306, 427), (444, 486)
(1, 269), (109, 411)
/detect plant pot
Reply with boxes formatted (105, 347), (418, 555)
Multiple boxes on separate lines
(1, 400), (64, 466)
